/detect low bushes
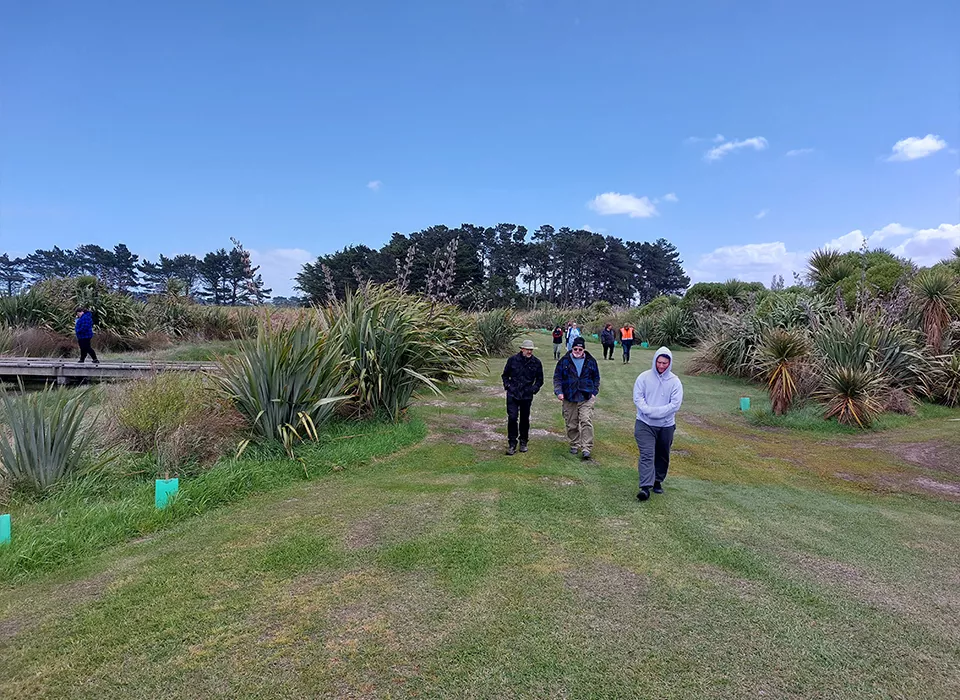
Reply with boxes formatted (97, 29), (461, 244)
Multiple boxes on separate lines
(475, 308), (521, 356)
(215, 317), (348, 448)
(105, 372), (245, 472)
(0, 386), (100, 493)
(323, 284), (475, 420)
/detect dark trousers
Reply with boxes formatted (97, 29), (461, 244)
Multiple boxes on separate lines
(635, 420), (675, 488)
(602, 343), (614, 360)
(622, 339), (634, 362)
(506, 396), (532, 446)
(78, 337), (98, 363)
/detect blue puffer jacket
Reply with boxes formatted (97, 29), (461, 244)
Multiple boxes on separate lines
(553, 350), (600, 403)
(75, 311), (94, 339)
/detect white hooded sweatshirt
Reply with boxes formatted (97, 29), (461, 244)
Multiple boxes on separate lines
(633, 346), (683, 427)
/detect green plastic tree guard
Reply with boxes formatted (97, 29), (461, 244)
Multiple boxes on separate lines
(0, 514), (10, 545)
(155, 478), (179, 509)
(740, 397), (751, 411)
(641, 341), (649, 348)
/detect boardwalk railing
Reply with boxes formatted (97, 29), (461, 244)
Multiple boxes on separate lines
(0, 357), (219, 385)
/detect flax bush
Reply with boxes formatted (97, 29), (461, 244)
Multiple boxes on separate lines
(322, 283), (476, 421)
(0, 386), (100, 493)
(215, 317), (348, 445)
(475, 308), (521, 357)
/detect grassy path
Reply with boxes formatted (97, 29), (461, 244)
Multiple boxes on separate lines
(2, 338), (959, 698)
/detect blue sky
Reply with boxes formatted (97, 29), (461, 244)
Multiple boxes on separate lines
(2, 0), (958, 295)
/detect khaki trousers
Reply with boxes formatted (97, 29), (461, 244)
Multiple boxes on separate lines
(561, 396), (596, 452)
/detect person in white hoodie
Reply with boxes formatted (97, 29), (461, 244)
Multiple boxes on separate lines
(632, 347), (683, 501)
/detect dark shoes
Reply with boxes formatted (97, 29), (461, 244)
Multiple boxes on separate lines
(581, 451), (592, 461)
(637, 487), (650, 502)
(506, 445), (516, 456)
(653, 481), (664, 494)
(519, 442), (528, 453)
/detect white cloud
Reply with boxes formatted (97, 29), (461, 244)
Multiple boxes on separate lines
(704, 137), (768, 162)
(754, 209), (769, 220)
(587, 192), (659, 218)
(689, 242), (804, 284)
(786, 148), (814, 157)
(955, 168), (960, 176)
(662, 192), (679, 203)
(367, 180), (382, 191)
(689, 221), (959, 284)
(824, 230), (866, 253)
(868, 222), (914, 245)
(891, 224), (960, 266)
(249, 247), (314, 297)
(582, 224), (607, 234)
(713, 134), (725, 143)
(887, 134), (947, 162)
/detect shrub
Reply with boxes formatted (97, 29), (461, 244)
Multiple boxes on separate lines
(636, 295), (679, 317)
(323, 284), (476, 421)
(927, 352), (960, 407)
(215, 317), (348, 446)
(912, 267), (960, 350)
(653, 306), (697, 347)
(817, 365), (884, 428)
(105, 372), (245, 472)
(475, 308), (521, 356)
(0, 386), (100, 493)
(9, 327), (75, 357)
(758, 328), (810, 415)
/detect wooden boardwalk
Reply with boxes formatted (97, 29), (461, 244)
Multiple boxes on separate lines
(0, 357), (219, 384)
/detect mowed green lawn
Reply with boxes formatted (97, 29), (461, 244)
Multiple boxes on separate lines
(2, 337), (959, 699)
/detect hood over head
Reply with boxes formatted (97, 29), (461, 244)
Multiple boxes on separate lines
(652, 346), (673, 377)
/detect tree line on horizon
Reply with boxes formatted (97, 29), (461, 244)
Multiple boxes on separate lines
(0, 223), (692, 309)
(0, 239), (270, 305)
(297, 223), (690, 308)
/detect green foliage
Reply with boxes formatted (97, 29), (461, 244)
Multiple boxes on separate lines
(758, 328), (810, 415)
(215, 317), (348, 443)
(816, 365), (884, 428)
(475, 308), (521, 356)
(911, 267), (960, 350)
(927, 352), (960, 407)
(0, 386), (100, 493)
(682, 280), (765, 312)
(323, 284), (476, 421)
(105, 373), (245, 471)
(653, 306), (697, 347)
(636, 295), (679, 317)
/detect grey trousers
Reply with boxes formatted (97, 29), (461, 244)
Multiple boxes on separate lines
(635, 420), (675, 488)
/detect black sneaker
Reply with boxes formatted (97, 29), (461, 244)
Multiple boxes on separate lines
(653, 481), (664, 494)
(637, 487), (650, 502)
(581, 451), (591, 461)
(506, 445), (516, 456)
(519, 442), (528, 453)
(569, 447), (578, 455)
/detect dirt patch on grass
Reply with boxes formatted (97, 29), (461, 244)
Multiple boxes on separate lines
(344, 514), (386, 550)
(696, 564), (767, 601)
(561, 561), (648, 608)
(834, 470), (960, 501)
(844, 439), (960, 478)
(421, 400), (483, 408)
(538, 476), (581, 487)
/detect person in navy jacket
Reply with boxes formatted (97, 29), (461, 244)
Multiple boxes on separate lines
(553, 336), (601, 461)
(74, 307), (99, 364)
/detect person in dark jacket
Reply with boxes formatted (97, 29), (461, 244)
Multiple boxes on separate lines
(600, 323), (616, 360)
(553, 336), (601, 460)
(74, 307), (99, 364)
(501, 339), (544, 455)
(551, 326), (564, 360)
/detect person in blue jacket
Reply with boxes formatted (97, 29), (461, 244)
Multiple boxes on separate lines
(74, 307), (99, 364)
(553, 336), (601, 461)
(633, 347), (683, 501)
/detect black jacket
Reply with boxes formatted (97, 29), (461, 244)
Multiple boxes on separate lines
(553, 350), (601, 403)
(501, 353), (544, 401)
(600, 328), (616, 345)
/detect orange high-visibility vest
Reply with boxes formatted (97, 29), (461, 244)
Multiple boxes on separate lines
(620, 327), (633, 340)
